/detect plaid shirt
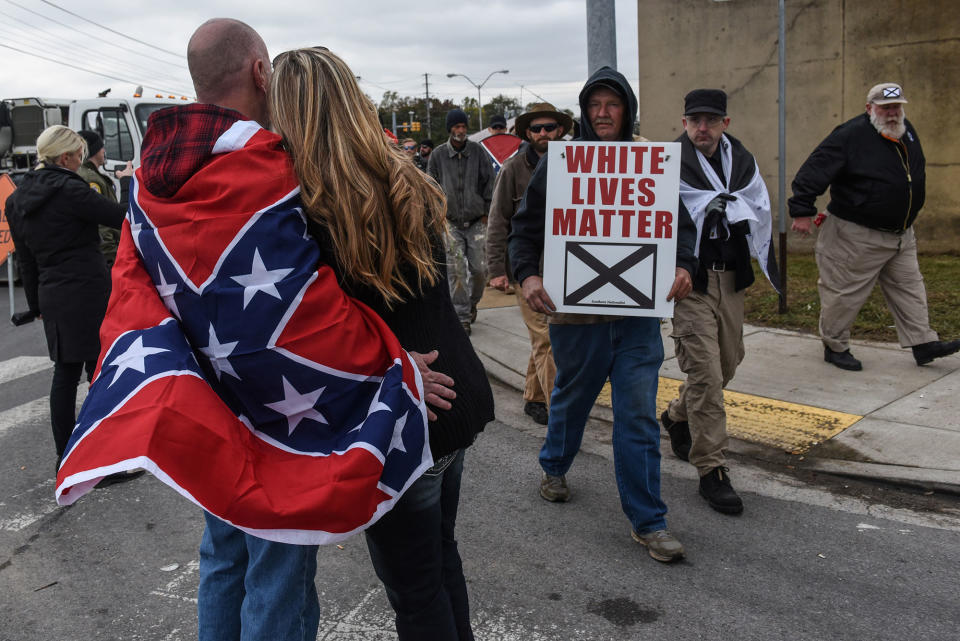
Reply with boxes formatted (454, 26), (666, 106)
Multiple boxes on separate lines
(141, 103), (247, 198)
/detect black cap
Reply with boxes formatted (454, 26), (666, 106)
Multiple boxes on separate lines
(419, 138), (434, 148)
(489, 114), (507, 128)
(446, 108), (469, 131)
(683, 89), (727, 116)
(78, 129), (104, 157)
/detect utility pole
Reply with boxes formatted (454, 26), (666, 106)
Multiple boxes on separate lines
(586, 0), (617, 74)
(424, 73), (432, 136)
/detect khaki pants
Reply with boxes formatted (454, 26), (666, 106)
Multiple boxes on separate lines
(667, 270), (745, 475)
(517, 290), (556, 406)
(815, 216), (937, 351)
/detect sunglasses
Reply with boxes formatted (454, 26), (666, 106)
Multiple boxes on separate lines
(402, 145), (417, 150)
(490, 124), (506, 130)
(528, 123), (559, 133)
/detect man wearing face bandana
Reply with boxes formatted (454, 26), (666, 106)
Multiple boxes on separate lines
(790, 82), (959, 370)
(660, 89), (779, 516)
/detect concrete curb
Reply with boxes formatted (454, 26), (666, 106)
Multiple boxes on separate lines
(471, 304), (960, 496)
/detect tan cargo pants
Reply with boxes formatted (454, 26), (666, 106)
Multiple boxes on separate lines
(667, 270), (745, 475)
(815, 215), (937, 351)
(516, 290), (556, 407)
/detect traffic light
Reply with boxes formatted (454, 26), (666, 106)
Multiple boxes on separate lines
(412, 122), (421, 132)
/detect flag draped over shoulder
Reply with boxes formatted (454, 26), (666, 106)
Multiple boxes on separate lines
(55, 118), (433, 545)
(678, 133), (780, 292)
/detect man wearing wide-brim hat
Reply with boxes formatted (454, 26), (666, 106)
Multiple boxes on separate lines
(486, 103), (571, 427)
(789, 82), (960, 370)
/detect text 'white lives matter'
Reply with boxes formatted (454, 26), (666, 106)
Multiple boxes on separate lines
(542, 141), (681, 317)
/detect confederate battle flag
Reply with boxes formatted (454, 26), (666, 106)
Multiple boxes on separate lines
(55, 113), (433, 545)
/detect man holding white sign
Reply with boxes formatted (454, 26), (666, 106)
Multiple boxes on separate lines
(508, 66), (697, 563)
(661, 89), (779, 516)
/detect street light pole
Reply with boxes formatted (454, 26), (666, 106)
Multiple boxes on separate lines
(446, 69), (509, 131)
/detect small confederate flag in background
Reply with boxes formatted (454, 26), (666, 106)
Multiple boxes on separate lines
(55, 121), (432, 545)
(479, 133), (522, 173)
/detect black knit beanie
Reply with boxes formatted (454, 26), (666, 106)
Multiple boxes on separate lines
(445, 109), (469, 131)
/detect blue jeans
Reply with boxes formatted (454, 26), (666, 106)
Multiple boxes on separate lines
(197, 512), (320, 641)
(364, 449), (473, 641)
(542, 318), (668, 535)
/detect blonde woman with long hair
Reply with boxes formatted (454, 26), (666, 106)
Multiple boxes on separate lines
(270, 47), (493, 640)
(4, 126), (136, 479)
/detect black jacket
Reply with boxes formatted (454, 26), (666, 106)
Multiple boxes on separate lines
(5, 165), (126, 362)
(308, 219), (494, 459)
(789, 113), (925, 232)
(508, 66), (698, 289)
(677, 132), (761, 293)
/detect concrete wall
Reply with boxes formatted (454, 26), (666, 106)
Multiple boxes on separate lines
(635, 0), (959, 252)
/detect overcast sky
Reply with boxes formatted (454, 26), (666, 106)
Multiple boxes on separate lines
(0, 0), (639, 117)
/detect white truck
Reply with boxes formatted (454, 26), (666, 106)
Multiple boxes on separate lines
(0, 93), (188, 185)
(0, 92), (188, 283)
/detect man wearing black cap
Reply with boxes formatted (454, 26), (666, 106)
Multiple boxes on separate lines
(76, 129), (133, 268)
(413, 138), (433, 172)
(660, 89), (779, 516)
(508, 67), (698, 563)
(790, 82), (960, 370)
(428, 108), (495, 334)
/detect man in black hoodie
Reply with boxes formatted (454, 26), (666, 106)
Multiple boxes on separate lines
(508, 67), (697, 563)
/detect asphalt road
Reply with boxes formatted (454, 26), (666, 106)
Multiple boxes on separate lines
(2, 283), (959, 640)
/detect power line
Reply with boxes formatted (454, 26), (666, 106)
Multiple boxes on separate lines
(39, 0), (185, 59)
(2, 1), (188, 69)
(0, 42), (191, 96)
(0, 18), (190, 89)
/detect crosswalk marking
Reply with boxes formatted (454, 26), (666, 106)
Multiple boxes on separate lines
(0, 385), (88, 437)
(0, 355), (52, 386)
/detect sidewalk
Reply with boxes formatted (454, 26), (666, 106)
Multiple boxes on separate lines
(470, 289), (960, 495)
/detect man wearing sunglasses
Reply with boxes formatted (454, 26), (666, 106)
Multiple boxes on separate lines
(413, 138), (433, 172)
(661, 89), (779, 517)
(486, 103), (571, 426)
(400, 138), (417, 158)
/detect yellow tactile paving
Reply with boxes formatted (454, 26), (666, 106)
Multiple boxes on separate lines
(594, 377), (862, 453)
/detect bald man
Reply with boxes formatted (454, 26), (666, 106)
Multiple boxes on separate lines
(164, 21), (322, 641)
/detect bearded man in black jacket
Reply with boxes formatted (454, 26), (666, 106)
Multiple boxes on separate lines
(660, 89), (779, 516)
(789, 82), (959, 370)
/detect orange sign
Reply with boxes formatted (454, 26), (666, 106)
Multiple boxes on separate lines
(0, 173), (16, 265)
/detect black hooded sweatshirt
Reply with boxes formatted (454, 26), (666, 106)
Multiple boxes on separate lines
(507, 66), (698, 322)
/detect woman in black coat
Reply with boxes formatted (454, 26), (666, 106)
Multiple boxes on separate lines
(5, 125), (129, 466)
(271, 48), (494, 641)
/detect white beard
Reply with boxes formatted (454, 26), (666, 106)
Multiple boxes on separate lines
(870, 108), (907, 139)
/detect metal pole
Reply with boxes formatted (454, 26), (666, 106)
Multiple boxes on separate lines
(6, 255), (13, 317)
(777, 0), (788, 313)
(424, 73), (431, 135)
(477, 87), (483, 131)
(391, 110), (397, 138)
(586, 0), (617, 73)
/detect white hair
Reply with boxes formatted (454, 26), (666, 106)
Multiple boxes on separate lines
(36, 125), (85, 166)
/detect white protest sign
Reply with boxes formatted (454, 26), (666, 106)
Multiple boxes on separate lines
(542, 141), (681, 317)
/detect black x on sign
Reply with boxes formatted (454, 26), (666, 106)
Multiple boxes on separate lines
(562, 241), (657, 309)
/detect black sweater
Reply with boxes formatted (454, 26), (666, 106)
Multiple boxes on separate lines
(308, 218), (494, 458)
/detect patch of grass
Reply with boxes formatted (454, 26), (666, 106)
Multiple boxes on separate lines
(744, 253), (960, 343)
